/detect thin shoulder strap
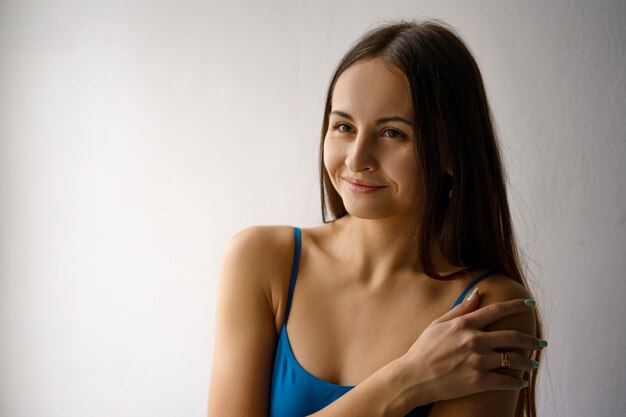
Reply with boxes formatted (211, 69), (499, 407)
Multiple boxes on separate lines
(283, 227), (301, 325)
(450, 271), (495, 308)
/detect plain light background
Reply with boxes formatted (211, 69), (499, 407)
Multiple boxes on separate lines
(1, 0), (624, 416)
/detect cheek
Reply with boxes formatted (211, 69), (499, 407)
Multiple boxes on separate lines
(387, 152), (419, 192)
(323, 138), (343, 177)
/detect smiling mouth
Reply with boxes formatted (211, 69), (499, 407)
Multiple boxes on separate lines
(342, 177), (385, 188)
(342, 177), (387, 193)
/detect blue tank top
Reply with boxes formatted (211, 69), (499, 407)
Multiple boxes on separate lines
(269, 227), (493, 416)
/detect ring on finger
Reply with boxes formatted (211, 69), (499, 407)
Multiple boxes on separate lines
(500, 352), (512, 369)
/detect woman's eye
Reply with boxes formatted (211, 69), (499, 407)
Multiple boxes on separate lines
(335, 123), (352, 133)
(383, 128), (405, 139)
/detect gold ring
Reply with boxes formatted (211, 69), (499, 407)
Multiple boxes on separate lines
(500, 352), (512, 369)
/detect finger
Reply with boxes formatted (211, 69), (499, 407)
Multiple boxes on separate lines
(432, 286), (481, 324)
(462, 298), (535, 329)
(479, 330), (543, 351)
(486, 351), (537, 372)
(482, 373), (529, 391)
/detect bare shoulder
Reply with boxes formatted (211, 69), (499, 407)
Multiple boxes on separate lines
(427, 274), (538, 417)
(220, 225), (297, 315)
(225, 224), (295, 257)
(222, 225), (296, 280)
(477, 273), (532, 303)
(208, 225), (297, 416)
(476, 273), (536, 335)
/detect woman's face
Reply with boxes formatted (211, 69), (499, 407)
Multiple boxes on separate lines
(323, 58), (419, 221)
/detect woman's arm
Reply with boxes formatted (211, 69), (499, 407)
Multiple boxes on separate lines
(207, 226), (423, 416)
(308, 291), (539, 417)
(426, 276), (539, 417)
(207, 226), (419, 416)
(207, 227), (280, 416)
(207, 230), (540, 417)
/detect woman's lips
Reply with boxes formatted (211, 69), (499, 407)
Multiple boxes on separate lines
(342, 177), (386, 193)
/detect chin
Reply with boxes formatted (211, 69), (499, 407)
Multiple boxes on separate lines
(342, 198), (417, 221)
(342, 201), (394, 219)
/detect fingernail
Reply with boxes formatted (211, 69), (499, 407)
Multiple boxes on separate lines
(523, 299), (536, 307)
(531, 360), (540, 369)
(466, 287), (479, 301)
(538, 340), (548, 348)
(521, 380), (529, 389)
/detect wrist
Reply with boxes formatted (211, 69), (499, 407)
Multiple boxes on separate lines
(384, 356), (434, 413)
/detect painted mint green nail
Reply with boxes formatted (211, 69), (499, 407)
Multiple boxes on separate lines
(523, 299), (536, 307)
(531, 361), (540, 369)
(522, 380), (529, 389)
(538, 340), (548, 348)
(466, 287), (479, 301)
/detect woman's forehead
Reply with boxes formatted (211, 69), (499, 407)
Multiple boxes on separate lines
(331, 59), (413, 120)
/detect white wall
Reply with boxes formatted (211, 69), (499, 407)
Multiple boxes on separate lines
(1, 1), (624, 416)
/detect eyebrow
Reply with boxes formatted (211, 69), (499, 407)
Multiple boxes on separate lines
(329, 110), (413, 127)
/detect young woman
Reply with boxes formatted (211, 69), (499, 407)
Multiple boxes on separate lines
(208, 20), (545, 417)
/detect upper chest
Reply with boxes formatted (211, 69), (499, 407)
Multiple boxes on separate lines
(272, 228), (471, 387)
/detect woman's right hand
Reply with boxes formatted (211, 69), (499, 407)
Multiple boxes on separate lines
(396, 288), (543, 405)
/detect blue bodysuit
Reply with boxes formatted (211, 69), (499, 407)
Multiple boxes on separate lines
(269, 226), (493, 416)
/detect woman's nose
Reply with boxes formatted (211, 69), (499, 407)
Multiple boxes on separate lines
(345, 131), (377, 173)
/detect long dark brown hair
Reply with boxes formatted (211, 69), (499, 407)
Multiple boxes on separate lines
(318, 20), (542, 416)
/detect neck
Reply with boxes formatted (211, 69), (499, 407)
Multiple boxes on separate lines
(329, 214), (463, 284)
(330, 214), (421, 279)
